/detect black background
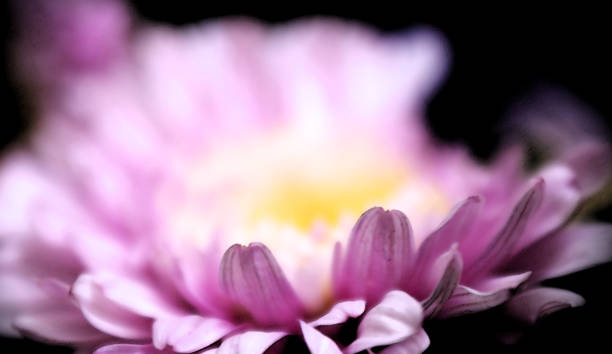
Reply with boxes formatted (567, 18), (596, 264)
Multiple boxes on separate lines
(1, 2), (611, 353)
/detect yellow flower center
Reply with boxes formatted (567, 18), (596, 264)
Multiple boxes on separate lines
(248, 154), (405, 232)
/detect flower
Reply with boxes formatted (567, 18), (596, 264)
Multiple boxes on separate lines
(2, 1), (611, 353)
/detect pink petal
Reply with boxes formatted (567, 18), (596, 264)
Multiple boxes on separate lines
(91, 273), (185, 319)
(152, 317), (173, 350)
(219, 243), (302, 327)
(0, 153), (71, 237)
(14, 310), (107, 344)
(4, 276), (106, 343)
(379, 329), (430, 354)
(300, 321), (342, 354)
(563, 142), (611, 196)
(216, 330), (287, 354)
(264, 22), (447, 135)
(36, 277), (72, 299)
(15, 0), (129, 73)
(416, 196), (481, 269)
(170, 245), (231, 317)
(507, 223), (612, 283)
(410, 196), (479, 297)
(466, 180), (544, 281)
(94, 344), (166, 354)
(152, 315), (236, 353)
(0, 274), (55, 335)
(71, 274), (152, 339)
(421, 245), (462, 317)
(506, 88), (608, 158)
(505, 287), (585, 324)
(476, 272), (532, 293)
(439, 272), (531, 318)
(345, 290), (423, 354)
(514, 165), (581, 251)
(483, 146), (525, 201)
(33, 130), (146, 237)
(337, 207), (414, 302)
(308, 300), (366, 327)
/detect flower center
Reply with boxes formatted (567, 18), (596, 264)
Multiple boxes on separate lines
(248, 153), (405, 231)
(159, 126), (411, 242)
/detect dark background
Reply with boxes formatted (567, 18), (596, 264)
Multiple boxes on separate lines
(1, 2), (611, 353)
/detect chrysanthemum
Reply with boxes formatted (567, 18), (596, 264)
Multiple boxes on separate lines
(1, 1), (611, 353)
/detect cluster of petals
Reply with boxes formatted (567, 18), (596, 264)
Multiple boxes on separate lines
(1, 1), (611, 353)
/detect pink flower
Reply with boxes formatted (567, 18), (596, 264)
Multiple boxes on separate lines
(2, 1), (611, 353)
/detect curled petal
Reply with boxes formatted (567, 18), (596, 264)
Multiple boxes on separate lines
(506, 287), (585, 324)
(216, 330), (287, 354)
(421, 245), (462, 317)
(439, 285), (509, 318)
(338, 207), (414, 302)
(219, 243), (302, 327)
(308, 300), (366, 327)
(152, 315), (236, 353)
(439, 272), (531, 318)
(300, 321), (342, 354)
(508, 223), (612, 283)
(379, 329), (430, 354)
(346, 290), (423, 354)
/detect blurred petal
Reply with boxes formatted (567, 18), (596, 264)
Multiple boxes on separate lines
(506, 87), (608, 156)
(506, 287), (585, 324)
(86, 273), (185, 319)
(14, 310), (106, 344)
(0, 153), (69, 237)
(508, 223), (612, 283)
(15, 0), (130, 81)
(563, 142), (611, 196)
(0, 274), (58, 335)
(170, 246), (230, 317)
